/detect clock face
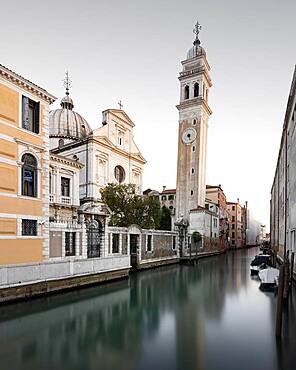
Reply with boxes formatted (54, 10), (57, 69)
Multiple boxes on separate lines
(182, 128), (197, 144)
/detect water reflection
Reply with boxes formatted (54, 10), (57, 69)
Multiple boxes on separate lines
(0, 249), (295, 370)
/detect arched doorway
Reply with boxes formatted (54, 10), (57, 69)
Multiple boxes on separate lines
(87, 219), (103, 258)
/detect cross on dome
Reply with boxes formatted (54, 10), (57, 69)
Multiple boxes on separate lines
(63, 71), (72, 96)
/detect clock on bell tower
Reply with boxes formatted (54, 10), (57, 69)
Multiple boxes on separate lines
(175, 21), (212, 220)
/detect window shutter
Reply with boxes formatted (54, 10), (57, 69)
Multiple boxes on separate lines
(22, 96), (29, 130)
(35, 102), (40, 134)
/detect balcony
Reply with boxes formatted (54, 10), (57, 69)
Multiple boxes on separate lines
(61, 196), (72, 205)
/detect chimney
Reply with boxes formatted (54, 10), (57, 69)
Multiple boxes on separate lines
(162, 185), (166, 192)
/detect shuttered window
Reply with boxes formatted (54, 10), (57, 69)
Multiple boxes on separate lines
(22, 96), (40, 134)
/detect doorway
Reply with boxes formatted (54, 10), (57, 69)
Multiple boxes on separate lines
(130, 234), (139, 268)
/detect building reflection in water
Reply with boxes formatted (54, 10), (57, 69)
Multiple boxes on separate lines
(0, 249), (295, 370)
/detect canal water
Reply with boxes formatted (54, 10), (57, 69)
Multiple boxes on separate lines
(0, 248), (295, 370)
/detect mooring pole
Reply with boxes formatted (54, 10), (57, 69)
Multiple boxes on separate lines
(283, 251), (290, 300)
(290, 252), (295, 285)
(276, 265), (285, 337)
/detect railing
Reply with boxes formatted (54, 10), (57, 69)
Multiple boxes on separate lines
(49, 194), (54, 203)
(61, 196), (72, 205)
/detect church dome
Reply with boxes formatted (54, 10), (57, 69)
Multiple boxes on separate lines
(49, 93), (91, 140)
(187, 44), (206, 60)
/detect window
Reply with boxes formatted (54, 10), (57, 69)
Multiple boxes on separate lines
(192, 146), (195, 152)
(58, 139), (64, 147)
(161, 195), (167, 201)
(22, 96), (40, 134)
(22, 219), (37, 236)
(232, 232), (235, 238)
(147, 235), (152, 252)
(168, 195), (174, 200)
(22, 153), (37, 197)
(61, 177), (70, 197)
(193, 119), (196, 125)
(65, 232), (76, 256)
(232, 206), (235, 211)
(49, 172), (52, 194)
(232, 216), (235, 222)
(184, 85), (190, 100)
(191, 190), (193, 196)
(191, 168), (195, 174)
(214, 218), (217, 227)
(112, 233), (120, 253)
(172, 236), (176, 250)
(232, 224), (235, 229)
(114, 165), (125, 183)
(194, 83), (199, 97)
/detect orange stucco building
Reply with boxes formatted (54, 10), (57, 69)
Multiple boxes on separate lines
(0, 64), (56, 264)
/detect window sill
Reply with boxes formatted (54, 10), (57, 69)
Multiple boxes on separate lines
(19, 195), (41, 201)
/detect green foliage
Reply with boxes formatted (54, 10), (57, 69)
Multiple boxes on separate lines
(192, 231), (202, 243)
(159, 206), (172, 231)
(101, 183), (161, 229)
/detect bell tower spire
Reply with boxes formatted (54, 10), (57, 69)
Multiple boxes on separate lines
(175, 22), (212, 221)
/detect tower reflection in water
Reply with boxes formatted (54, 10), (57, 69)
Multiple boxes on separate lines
(0, 250), (295, 370)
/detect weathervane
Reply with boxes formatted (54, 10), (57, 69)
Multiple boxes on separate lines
(63, 71), (72, 96)
(193, 21), (201, 45)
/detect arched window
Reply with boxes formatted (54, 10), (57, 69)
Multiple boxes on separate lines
(194, 83), (199, 97)
(22, 153), (37, 197)
(58, 139), (64, 147)
(114, 165), (125, 183)
(184, 85), (190, 100)
(193, 119), (196, 125)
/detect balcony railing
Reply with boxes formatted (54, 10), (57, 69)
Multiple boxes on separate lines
(49, 194), (54, 203)
(61, 196), (71, 205)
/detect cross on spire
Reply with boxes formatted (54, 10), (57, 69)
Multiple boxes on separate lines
(118, 100), (123, 110)
(193, 21), (202, 45)
(63, 71), (72, 96)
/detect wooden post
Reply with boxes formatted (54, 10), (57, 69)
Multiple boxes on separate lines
(291, 252), (295, 284)
(276, 265), (285, 337)
(283, 250), (290, 299)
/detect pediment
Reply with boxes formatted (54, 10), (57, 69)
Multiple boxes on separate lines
(108, 109), (135, 128)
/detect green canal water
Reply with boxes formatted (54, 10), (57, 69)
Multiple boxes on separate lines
(0, 248), (295, 370)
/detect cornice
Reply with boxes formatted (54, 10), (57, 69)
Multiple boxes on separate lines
(0, 64), (56, 104)
(50, 153), (84, 169)
(176, 98), (212, 115)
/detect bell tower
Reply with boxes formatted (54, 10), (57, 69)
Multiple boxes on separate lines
(176, 21), (212, 220)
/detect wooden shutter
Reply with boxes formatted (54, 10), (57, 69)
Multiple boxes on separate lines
(22, 96), (29, 130)
(34, 102), (40, 134)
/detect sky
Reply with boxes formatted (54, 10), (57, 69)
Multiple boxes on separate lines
(1, 0), (296, 229)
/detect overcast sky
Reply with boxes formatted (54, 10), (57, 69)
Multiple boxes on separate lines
(1, 0), (296, 229)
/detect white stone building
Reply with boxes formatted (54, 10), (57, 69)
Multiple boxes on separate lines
(271, 66), (296, 269)
(48, 83), (145, 261)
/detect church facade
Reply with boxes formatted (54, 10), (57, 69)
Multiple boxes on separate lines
(48, 82), (146, 261)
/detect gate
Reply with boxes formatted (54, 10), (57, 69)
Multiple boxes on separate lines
(87, 220), (102, 258)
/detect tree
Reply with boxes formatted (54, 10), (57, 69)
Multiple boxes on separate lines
(159, 206), (172, 231)
(101, 183), (161, 229)
(192, 231), (202, 243)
